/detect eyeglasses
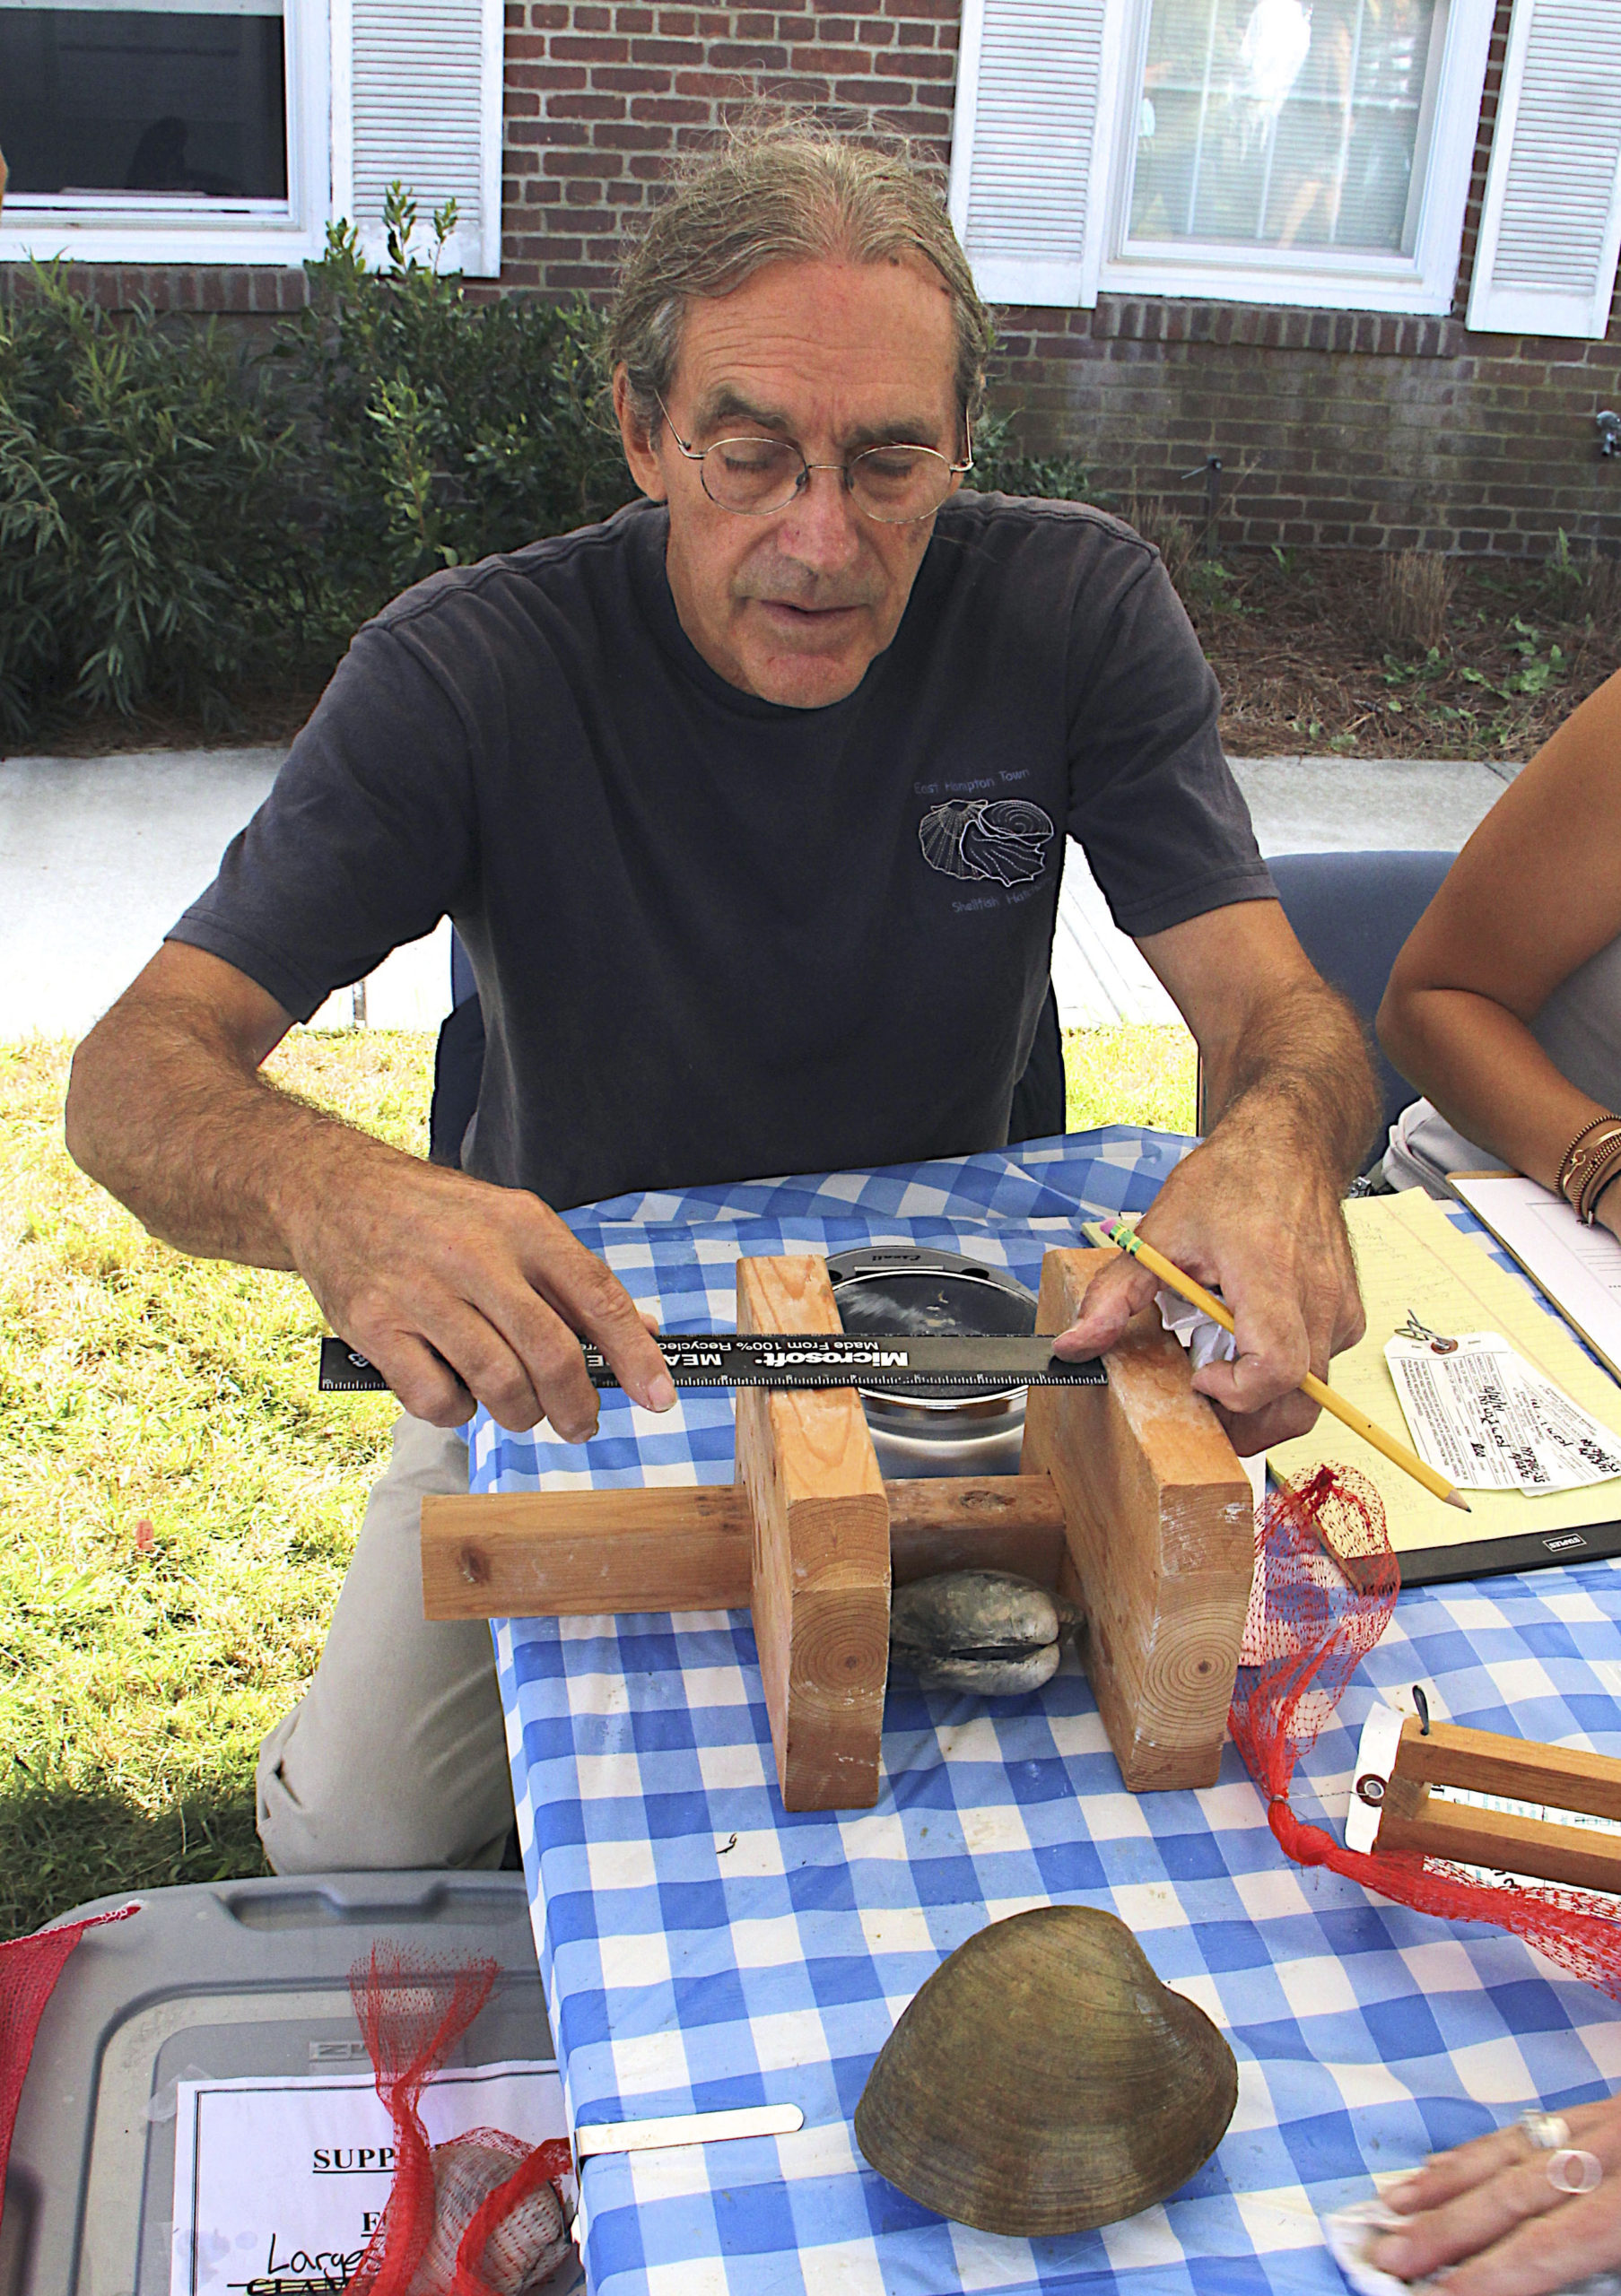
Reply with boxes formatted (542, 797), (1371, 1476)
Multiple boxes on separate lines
(653, 391), (972, 524)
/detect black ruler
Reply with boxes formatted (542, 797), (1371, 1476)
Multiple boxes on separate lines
(318, 1333), (1104, 1396)
(319, 1338), (395, 1392)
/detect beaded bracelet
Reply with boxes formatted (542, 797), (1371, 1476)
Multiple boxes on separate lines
(1578, 1134), (1621, 1224)
(1557, 1115), (1621, 1218)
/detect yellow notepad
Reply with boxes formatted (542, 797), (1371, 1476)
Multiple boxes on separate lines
(1268, 1191), (1621, 1577)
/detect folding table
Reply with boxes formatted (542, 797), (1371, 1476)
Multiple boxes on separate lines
(482, 1132), (1621, 2296)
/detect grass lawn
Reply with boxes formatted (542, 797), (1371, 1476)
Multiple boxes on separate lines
(1064, 1022), (1195, 1136)
(0, 1024), (1193, 1935)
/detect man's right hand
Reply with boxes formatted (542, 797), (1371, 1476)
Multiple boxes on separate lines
(287, 1152), (675, 1437)
(65, 943), (675, 1439)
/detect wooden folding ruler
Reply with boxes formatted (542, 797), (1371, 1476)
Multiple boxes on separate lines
(1348, 1702), (1621, 1891)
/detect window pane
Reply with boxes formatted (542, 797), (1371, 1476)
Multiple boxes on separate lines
(1128, 0), (1438, 255)
(0, 9), (286, 198)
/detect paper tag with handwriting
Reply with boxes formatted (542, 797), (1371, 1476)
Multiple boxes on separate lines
(1385, 1331), (1621, 1496)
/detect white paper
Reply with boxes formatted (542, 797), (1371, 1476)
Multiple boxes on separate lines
(1385, 1330), (1621, 1494)
(1344, 1703), (1407, 1855)
(1324, 2198), (1429, 2295)
(1325, 2197), (1621, 2296)
(170, 2058), (568, 2296)
(1155, 1284), (1238, 1370)
(1450, 1171), (1621, 1385)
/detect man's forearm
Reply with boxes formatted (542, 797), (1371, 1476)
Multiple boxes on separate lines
(1202, 973), (1380, 1184)
(67, 944), (675, 1437)
(1060, 903), (1373, 1450)
(66, 996), (405, 1270)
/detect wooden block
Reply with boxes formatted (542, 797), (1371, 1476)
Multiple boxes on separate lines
(1020, 1246), (1254, 1792)
(886, 1474), (1067, 1588)
(1372, 1715), (1621, 1890)
(421, 1474), (1065, 1620)
(421, 1487), (754, 1619)
(736, 1256), (891, 1811)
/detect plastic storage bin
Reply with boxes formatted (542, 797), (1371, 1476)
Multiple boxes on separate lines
(2, 1870), (553, 2296)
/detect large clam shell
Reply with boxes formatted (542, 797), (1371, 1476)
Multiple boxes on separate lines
(854, 1905), (1238, 2236)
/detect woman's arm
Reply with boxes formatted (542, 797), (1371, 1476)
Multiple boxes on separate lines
(1378, 665), (1621, 1228)
(1369, 2095), (1621, 2293)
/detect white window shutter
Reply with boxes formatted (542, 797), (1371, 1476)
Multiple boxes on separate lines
(330, 0), (504, 278)
(948, 0), (1128, 308)
(1467, 0), (1621, 337)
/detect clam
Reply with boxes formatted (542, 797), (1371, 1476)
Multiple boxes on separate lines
(889, 1570), (1080, 1696)
(854, 1905), (1238, 2236)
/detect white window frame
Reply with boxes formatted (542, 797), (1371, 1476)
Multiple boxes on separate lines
(0, 0), (331, 267)
(952, 0), (1496, 314)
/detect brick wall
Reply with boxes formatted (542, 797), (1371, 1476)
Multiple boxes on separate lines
(495, 0), (1621, 558)
(501, 0), (960, 292)
(994, 301), (1621, 561)
(7, 0), (1621, 557)
(0, 261), (309, 317)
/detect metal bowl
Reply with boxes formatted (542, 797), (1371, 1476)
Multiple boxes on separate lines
(825, 1246), (1038, 1481)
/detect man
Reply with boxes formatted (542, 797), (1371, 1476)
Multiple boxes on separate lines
(66, 127), (1375, 1874)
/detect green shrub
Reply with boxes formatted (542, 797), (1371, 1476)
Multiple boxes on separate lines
(0, 188), (637, 742)
(0, 265), (303, 737)
(282, 187), (636, 628)
(965, 405), (1096, 505)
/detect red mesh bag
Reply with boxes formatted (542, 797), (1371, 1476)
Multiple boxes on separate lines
(0, 1903), (138, 2213)
(347, 1946), (574, 2296)
(1232, 1465), (1621, 2001)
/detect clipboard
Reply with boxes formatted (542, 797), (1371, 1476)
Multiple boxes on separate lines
(1448, 1170), (1621, 1385)
(1269, 1191), (1621, 1585)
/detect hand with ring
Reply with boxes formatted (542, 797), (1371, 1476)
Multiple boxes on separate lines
(1365, 2096), (1621, 2292)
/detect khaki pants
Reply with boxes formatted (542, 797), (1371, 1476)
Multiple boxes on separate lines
(256, 1413), (514, 1873)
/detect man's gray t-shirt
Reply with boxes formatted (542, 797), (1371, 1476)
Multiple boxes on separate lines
(171, 492), (1271, 1211)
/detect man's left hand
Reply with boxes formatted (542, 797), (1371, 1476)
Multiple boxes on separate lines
(1053, 1103), (1363, 1452)
(1050, 899), (1375, 1455)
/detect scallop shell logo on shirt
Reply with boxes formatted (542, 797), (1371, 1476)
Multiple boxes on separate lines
(918, 798), (1055, 887)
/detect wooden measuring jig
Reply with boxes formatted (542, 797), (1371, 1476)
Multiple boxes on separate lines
(1348, 1704), (1621, 1892)
(421, 1247), (1255, 1810)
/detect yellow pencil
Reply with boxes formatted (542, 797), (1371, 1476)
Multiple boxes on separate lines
(1081, 1216), (1471, 1513)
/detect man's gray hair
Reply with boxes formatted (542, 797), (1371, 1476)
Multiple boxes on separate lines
(606, 124), (995, 442)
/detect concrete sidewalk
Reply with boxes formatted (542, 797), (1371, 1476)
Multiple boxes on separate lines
(2, 746), (449, 1039)
(0, 743), (1520, 1040)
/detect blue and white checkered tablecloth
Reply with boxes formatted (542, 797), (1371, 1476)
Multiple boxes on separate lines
(482, 1131), (1621, 2296)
